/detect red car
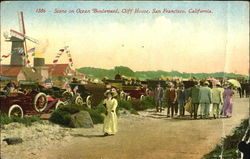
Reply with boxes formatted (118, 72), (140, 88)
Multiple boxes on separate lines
(122, 86), (147, 100)
(0, 91), (64, 118)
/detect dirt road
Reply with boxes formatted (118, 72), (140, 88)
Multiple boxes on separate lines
(23, 97), (250, 159)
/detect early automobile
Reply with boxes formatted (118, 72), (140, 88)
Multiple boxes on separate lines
(0, 90), (64, 118)
(19, 80), (70, 103)
(68, 83), (93, 107)
(122, 85), (147, 100)
(104, 78), (148, 100)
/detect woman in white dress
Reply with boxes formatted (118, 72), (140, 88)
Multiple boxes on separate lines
(103, 90), (118, 136)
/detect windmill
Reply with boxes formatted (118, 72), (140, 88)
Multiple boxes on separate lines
(4, 11), (39, 66)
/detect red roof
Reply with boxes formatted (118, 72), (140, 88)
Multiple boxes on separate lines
(0, 65), (23, 77)
(45, 64), (72, 76)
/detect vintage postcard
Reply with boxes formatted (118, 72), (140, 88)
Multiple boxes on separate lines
(0, 1), (249, 159)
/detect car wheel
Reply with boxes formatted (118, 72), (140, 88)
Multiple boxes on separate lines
(120, 91), (126, 99)
(86, 95), (92, 108)
(8, 104), (24, 118)
(62, 91), (73, 102)
(126, 96), (131, 101)
(75, 96), (84, 105)
(140, 95), (145, 100)
(55, 100), (65, 110)
(34, 93), (48, 112)
(146, 88), (150, 96)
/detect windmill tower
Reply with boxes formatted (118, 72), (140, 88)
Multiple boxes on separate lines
(3, 11), (39, 66)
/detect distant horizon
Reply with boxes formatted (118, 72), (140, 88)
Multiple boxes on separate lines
(77, 66), (249, 77)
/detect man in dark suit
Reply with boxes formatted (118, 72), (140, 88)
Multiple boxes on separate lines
(177, 85), (186, 116)
(190, 81), (200, 119)
(154, 83), (164, 112)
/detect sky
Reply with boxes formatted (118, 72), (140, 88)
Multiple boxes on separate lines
(0, 1), (249, 75)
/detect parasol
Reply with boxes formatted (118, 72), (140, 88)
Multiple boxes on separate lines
(206, 78), (219, 85)
(228, 79), (241, 88)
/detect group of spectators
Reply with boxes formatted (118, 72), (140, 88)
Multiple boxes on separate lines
(154, 80), (241, 119)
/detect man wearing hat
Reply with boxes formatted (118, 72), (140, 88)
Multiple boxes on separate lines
(199, 81), (212, 119)
(190, 81), (200, 119)
(212, 83), (223, 118)
(103, 90), (118, 136)
(166, 82), (177, 117)
(154, 83), (164, 112)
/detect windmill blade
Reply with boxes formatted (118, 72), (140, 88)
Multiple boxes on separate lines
(25, 35), (39, 44)
(3, 31), (10, 39)
(18, 11), (26, 34)
(10, 29), (25, 40)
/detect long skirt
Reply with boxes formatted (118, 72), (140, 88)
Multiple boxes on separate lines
(103, 112), (118, 134)
(222, 97), (233, 117)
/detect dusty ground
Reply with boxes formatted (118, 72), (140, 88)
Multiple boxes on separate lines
(1, 96), (249, 159)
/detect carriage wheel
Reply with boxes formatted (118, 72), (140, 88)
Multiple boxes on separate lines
(55, 100), (65, 110)
(140, 95), (145, 101)
(34, 93), (48, 112)
(86, 95), (92, 108)
(8, 104), (24, 118)
(75, 96), (84, 105)
(62, 91), (73, 102)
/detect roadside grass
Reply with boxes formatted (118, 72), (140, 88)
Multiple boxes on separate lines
(203, 119), (249, 159)
(0, 114), (42, 127)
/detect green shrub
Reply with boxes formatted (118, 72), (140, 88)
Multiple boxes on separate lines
(141, 96), (155, 109)
(87, 108), (104, 124)
(203, 119), (249, 159)
(131, 99), (145, 111)
(58, 104), (84, 114)
(0, 114), (13, 125)
(0, 114), (42, 127)
(50, 103), (106, 126)
(117, 99), (132, 110)
(50, 110), (71, 126)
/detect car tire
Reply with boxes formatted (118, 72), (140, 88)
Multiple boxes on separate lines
(75, 95), (83, 105)
(8, 104), (24, 118)
(120, 91), (126, 99)
(126, 96), (131, 101)
(55, 100), (65, 110)
(34, 93), (48, 112)
(140, 95), (145, 101)
(86, 95), (92, 108)
(62, 91), (73, 102)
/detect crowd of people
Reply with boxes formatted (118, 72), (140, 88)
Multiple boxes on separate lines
(153, 80), (243, 119)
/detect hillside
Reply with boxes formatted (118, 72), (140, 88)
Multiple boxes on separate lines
(76, 66), (248, 80)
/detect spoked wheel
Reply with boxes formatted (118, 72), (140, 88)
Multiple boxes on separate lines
(126, 95), (131, 101)
(86, 95), (92, 108)
(34, 93), (48, 112)
(75, 95), (84, 105)
(120, 92), (126, 100)
(62, 91), (73, 103)
(140, 95), (145, 101)
(8, 104), (24, 118)
(55, 100), (65, 110)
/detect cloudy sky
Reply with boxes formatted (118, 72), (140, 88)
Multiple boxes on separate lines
(1, 1), (249, 75)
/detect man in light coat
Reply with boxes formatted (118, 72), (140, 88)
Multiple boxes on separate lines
(199, 81), (212, 119)
(212, 83), (223, 118)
